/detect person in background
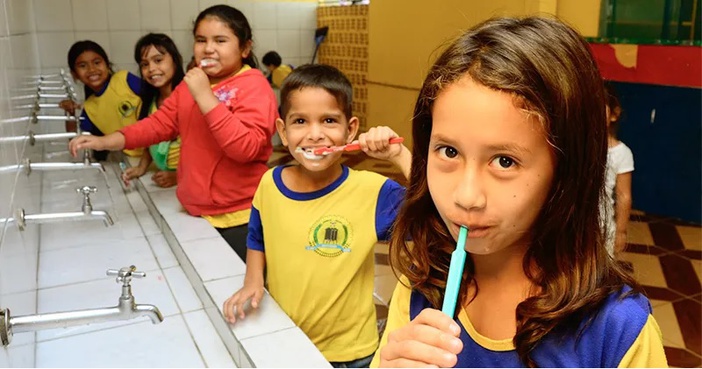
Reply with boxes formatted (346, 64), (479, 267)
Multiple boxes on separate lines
(372, 16), (666, 368)
(59, 40), (143, 160)
(603, 82), (634, 257)
(122, 33), (185, 188)
(68, 5), (278, 262)
(262, 50), (293, 89)
(223, 64), (411, 368)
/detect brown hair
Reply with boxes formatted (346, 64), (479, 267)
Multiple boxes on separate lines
(389, 16), (640, 367)
(279, 64), (353, 120)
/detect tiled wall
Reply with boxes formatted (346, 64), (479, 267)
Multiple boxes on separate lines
(33, 0), (318, 78)
(0, 0), (42, 366)
(317, 5), (369, 130)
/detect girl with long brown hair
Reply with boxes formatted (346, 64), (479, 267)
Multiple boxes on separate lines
(372, 16), (666, 368)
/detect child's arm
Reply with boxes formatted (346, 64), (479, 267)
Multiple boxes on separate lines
(59, 99), (82, 132)
(186, 69), (276, 162)
(68, 132), (125, 157)
(358, 126), (412, 180)
(222, 249), (266, 324)
(184, 67), (221, 116)
(614, 172), (632, 254)
(122, 150), (153, 185)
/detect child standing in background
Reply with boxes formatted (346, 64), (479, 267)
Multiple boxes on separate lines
(59, 40), (143, 160)
(262, 50), (293, 89)
(68, 5), (278, 262)
(603, 82), (634, 257)
(122, 33), (185, 188)
(223, 64), (411, 368)
(373, 17), (665, 368)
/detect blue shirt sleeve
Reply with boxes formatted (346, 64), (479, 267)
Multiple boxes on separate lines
(126, 72), (142, 95)
(247, 206), (264, 252)
(375, 179), (406, 241)
(78, 110), (103, 136)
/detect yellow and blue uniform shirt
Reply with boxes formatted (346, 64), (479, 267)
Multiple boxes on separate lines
(372, 280), (668, 367)
(80, 70), (143, 157)
(247, 165), (405, 362)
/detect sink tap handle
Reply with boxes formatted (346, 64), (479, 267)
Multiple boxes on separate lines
(106, 265), (146, 285)
(76, 186), (97, 214)
(76, 185), (97, 195)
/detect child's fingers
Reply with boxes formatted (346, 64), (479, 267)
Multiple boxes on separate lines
(380, 337), (456, 368)
(223, 293), (245, 323)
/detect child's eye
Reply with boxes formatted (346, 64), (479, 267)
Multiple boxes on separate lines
(323, 118), (337, 124)
(438, 146), (459, 159)
(293, 118), (305, 124)
(491, 156), (516, 169)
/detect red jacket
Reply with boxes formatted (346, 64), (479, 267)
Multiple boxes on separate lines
(120, 68), (278, 216)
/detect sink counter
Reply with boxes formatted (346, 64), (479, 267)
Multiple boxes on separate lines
(131, 166), (330, 368)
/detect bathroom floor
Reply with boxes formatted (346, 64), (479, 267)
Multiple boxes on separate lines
(269, 146), (702, 368)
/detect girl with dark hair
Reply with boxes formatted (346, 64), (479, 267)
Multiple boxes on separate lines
(122, 33), (185, 188)
(69, 5), (278, 262)
(59, 40), (143, 160)
(372, 17), (666, 368)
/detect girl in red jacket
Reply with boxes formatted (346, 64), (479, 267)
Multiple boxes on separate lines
(69, 5), (278, 262)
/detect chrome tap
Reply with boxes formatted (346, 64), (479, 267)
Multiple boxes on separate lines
(0, 130), (80, 145)
(2, 186), (114, 231)
(21, 158), (106, 180)
(0, 265), (163, 347)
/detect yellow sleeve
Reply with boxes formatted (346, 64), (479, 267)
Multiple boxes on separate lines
(370, 277), (413, 368)
(617, 315), (669, 368)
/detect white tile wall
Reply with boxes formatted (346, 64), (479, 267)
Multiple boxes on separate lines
(71, 0), (108, 32)
(0, 0), (41, 366)
(0, 1), (322, 367)
(31, 0), (317, 74)
(106, 0), (140, 31)
(33, 0), (73, 32)
(139, 0), (172, 32)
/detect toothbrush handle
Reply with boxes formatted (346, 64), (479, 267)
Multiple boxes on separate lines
(343, 137), (405, 152)
(441, 247), (467, 318)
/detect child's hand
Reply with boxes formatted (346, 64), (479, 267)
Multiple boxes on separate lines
(151, 171), (177, 188)
(378, 308), (463, 368)
(222, 283), (264, 324)
(358, 126), (403, 161)
(69, 135), (106, 157)
(122, 166), (146, 185)
(184, 67), (213, 101)
(59, 99), (81, 115)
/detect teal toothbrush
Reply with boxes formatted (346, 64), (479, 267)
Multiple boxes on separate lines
(441, 226), (468, 317)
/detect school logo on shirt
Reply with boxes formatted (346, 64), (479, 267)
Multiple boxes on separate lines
(117, 101), (136, 117)
(306, 215), (353, 257)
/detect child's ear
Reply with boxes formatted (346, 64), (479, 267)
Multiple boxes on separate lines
(241, 40), (253, 59)
(70, 70), (79, 81)
(346, 116), (360, 143)
(275, 118), (288, 147)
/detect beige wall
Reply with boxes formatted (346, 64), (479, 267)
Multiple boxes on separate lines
(367, 0), (601, 144)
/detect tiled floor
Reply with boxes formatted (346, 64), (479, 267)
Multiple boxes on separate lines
(269, 147), (702, 368)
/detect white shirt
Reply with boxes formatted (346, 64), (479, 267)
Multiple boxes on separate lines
(603, 142), (635, 255)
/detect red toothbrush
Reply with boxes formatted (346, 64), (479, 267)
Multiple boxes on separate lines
(310, 137), (404, 155)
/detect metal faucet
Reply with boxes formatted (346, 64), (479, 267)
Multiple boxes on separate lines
(2, 186), (114, 231)
(21, 157), (106, 178)
(0, 265), (163, 347)
(0, 130), (80, 145)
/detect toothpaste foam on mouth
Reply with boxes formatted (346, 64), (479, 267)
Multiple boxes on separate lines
(200, 59), (216, 67)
